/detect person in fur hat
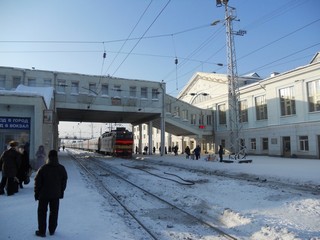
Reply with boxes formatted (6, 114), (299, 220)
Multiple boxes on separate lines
(34, 150), (68, 237)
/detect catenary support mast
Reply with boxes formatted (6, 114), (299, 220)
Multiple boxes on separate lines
(216, 0), (246, 154)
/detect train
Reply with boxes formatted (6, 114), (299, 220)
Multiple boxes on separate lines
(67, 127), (133, 158)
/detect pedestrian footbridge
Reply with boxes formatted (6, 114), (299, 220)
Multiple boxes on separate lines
(52, 72), (213, 138)
(0, 67), (214, 153)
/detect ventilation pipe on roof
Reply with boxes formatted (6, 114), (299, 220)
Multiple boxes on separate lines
(271, 72), (280, 77)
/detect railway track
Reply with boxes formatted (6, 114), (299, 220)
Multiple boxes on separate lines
(70, 152), (237, 240)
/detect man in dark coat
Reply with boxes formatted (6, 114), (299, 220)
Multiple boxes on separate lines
(218, 145), (224, 162)
(194, 145), (201, 160)
(185, 146), (191, 159)
(17, 145), (31, 188)
(0, 141), (21, 196)
(34, 150), (68, 237)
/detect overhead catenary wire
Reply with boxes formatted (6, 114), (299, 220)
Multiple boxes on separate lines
(238, 18), (320, 62)
(172, 34), (179, 90)
(104, 0), (154, 76)
(243, 0), (309, 31)
(110, 0), (172, 77)
(241, 42), (320, 75)
(0, 24), (211, 45)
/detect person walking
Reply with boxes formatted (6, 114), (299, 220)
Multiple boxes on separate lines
(34, 150), (68, 237)
(35, 145), (46, 170)
(17, 145), (31, 189)
(218, 145), (224, 162)
(194, 145), (201, 160)
(174, 145), (178, 156)
(185, 146), (191, 159)
(0, 141), (21, 196)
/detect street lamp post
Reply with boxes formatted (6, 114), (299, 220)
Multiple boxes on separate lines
(189, 92), (209, 105)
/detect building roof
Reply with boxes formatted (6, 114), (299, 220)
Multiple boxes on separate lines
(0, 84), (53, 109)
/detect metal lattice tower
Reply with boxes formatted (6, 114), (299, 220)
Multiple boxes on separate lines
(217, 0), (246, 154)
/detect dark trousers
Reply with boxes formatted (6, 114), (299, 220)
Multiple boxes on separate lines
(0, 176), (15, 195)
(37, 198), (60, 234)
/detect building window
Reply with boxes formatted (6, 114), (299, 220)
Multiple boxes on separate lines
(191, 114), (196, 125)
(221, 139), (226, 149)
(0, 75), (5, 89)
(279, 87), (296, 116)
(71, 82), (79, 95)
(28, 78), (36, 87)
(207, 115), (212, 125)
(174, 106), (180, 117)
(130, 86), (136, 98)
(141, 87), (147, 99)
(250, 138), (256, 150)
(307, 79), (320, 112)
(43, 78), (52, 87)
(255, 95), (268, 120)
(152, 88), (159, 100)
(299, 136), (309, 151)
(182, 109), (188, 120)
(199, 114), (204, 125)
(239, 100), (248, 122)
(57, 79), (66, 93)
(13, 76), (21, 88)
(113, 85), (121, 97)
(218, 104), (226, 125)
(89, 83), (97, 95)
(101, 84), (109, 96)
(262, 138), (268, 150)
(166, 102), (172, 113)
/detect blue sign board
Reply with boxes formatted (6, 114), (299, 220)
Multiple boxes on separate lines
(0, 117), (31, 130)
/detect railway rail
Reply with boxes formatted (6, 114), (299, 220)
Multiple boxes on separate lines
(70, 151), (237, 240)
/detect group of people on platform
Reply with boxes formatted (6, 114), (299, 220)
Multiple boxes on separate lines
(184, 144), (225, 162)
(0, 141), (31, 195)
(185, 145), (202, 160)
(136, 143), (225, 162)
(0, 141), (68, 237)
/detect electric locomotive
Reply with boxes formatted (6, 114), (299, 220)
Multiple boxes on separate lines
(98, 127), (133, 157)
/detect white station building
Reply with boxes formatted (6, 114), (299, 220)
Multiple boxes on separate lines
(135, 52), (320, 159)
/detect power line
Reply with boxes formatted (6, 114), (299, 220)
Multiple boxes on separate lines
(104, 0), (153, 75)
(238, 18), (320, 62)
(0, 25), (210, 46)
(161, 25), (225, 82)
(241, 42), (320, 75)
(244, 0), (309, 30)
(111, 0), (172, 76)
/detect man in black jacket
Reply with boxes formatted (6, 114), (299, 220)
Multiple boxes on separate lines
(34, 150), (68, 237)
(0, 141), (21, 196)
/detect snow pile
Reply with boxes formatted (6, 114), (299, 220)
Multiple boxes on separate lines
(220, 208), (251, 228)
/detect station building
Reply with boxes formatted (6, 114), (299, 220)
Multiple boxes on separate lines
(135, 52), (320, 159)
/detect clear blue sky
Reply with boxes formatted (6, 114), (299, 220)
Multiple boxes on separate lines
(1, 0), (319, 98)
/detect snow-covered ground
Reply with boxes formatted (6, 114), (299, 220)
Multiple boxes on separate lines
(0, 151), (319, 240)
